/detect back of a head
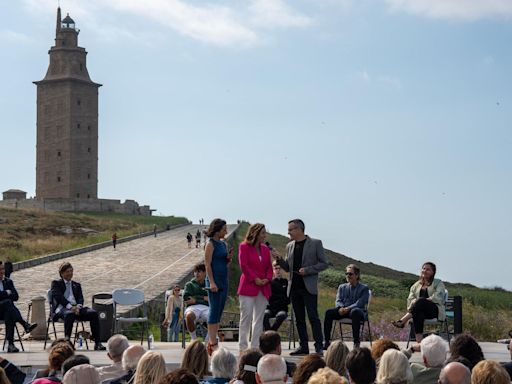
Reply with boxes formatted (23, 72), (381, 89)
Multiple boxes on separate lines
(257, 354), (287, 384)
(325, 340), (350, 376)
(376, 349), (412, 384)
(107, 334), (130, 362)
(307, 367), (348, 384)
(49, 343), (75, 371)
(471, 360), (509, 384)
(159, 369), (199, 384)
(134, 351), (167, 384)
(371, 339), (399, 363)
(439, 362), (471, 384)
(62, 354), (90, 375)
(211, 348), (237, 379)
(259, 331), (282, 355)
(346, 347), (376, 384)
(122, 345), (146, 371)
(181, 339), (209, 378)
(0, 367), (10, 384)
(421, 334), (449, 368)
(449, 334), (484, 370)
(236, 348), (263, 384)
(292, 354), (326, 384)
(62, 364), (100, 384)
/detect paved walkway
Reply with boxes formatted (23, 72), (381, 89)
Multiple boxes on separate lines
(10, 224), (237, 319)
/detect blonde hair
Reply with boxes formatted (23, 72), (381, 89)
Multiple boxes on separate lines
(376, 349), (413, 384)
(181, 339), (209, 378)
(244, 223), (266, 247)
(0, 368), (10, 384)
(308, 367), (348, 384)
(324, 341), (350, 376)
(134, 351), (167, 384)
(471, 360), (510, 384)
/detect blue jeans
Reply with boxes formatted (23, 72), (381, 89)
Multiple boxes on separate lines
(168, 308), (181, 342)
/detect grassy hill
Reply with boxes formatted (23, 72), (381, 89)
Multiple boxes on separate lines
(229, 222), (512, 341)
(0, 207), (189, 262)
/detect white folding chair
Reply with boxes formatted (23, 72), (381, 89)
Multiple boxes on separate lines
(112, 288), (149, 348)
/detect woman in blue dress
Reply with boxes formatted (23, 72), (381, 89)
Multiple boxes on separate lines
(204, 218), (232, 355)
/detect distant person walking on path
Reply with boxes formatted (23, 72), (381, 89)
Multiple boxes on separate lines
(186, 233), (193, 248)
(196, 229), (201, 248)
(112, 233), (118, 249)
(153, 224), (157, 237)
(162, 285), (182, 342)
(237, 223), (273, 351)
(392, 262), (446, 344)
(204, 218), (232, 355)
(273, 219), (328, 356)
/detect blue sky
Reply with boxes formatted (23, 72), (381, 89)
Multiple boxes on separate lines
(1, 0), (511, 290)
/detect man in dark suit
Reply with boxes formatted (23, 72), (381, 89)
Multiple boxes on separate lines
(275, 219), (328, 355)
(50, 262), (105, 350)
(0, 261), (37, 353)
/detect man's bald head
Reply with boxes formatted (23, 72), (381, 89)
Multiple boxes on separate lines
(122, 345), (146, 371)
(439, 362), (471, 384)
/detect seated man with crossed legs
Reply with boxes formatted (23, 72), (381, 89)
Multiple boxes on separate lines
(183, 263), (209, 340)
(50, 262), (105, 350)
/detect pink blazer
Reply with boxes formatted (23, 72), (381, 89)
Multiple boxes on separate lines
(237, 242), (273, 299)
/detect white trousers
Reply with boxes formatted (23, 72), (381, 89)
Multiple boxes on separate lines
(239, 292), (268, 351)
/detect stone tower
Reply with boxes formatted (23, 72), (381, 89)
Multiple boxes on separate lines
(34, 8), (101, 199)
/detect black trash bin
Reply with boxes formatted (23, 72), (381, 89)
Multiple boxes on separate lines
(92, 293), (114, 342)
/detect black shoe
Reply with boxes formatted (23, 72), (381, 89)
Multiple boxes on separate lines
(24, 322), (37, 333)
(323, 341), (331, 350)
(94, 343), (106, 351)
(290, 347), (309, 356)
(7, 344), (19, 353)
(353, 341), (360, 349)
(315, 349), (324, 356)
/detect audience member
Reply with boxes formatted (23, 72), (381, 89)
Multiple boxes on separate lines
(159, 369), (199, 384)
(0, 368), (9, 384)
(97, 335), (129, 381)
(231, 348), (262, 384)
(0, 356), (26, 384)
(50, 262), (105, 350)
(32, 343), (75, 383)
(237, 223), (273, 352)
(371, 339), (401, 368)
(392, 262), (446, 344)
(62, 355), (90, 375)
(323, 264), (369, 350)
(324, 340), (349, 378)
(259, 331), (296, 377)
(203, 348), (237, 384)
(438, 362), (471, 384)
(292, 354), (326, 384)
(162, 285), (182, 342)
(62, 364), (100, 384)
(447, 334), (484, 371)
(109, 345), (146, 384)
(133, 351), (167, 384)
(263, 263), (289, 332)
(307, 367), (348, 384)
(500, 339), (512, 380)
(345, 347), (376, 384)
(0, 261), (37, 352)
(376, 349), (412, 384)
(181, 340), (209, 380)
(183, 263), (209, 341)
(256, 355), (287, 384)
(410, 334), (448, 384)
(470, 360), (509, 384)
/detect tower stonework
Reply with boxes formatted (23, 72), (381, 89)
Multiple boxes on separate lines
(34, 8), (101, 199)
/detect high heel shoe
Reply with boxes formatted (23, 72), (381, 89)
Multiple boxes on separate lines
(392, 320), (405, 328)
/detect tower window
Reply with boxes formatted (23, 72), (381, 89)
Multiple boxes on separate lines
(77, 99), (81, 106)
(87, 147), (91, 153)
(57, 176), (61, 182)
(57, 151), (61, 157)
(87, 173), (91, 179)
(80, 63), (83, 71)
(76, 193), (80, 198)
(77, 123), (81, 129)
(87, 194), (91, 198)
(87, 125), (91, 131)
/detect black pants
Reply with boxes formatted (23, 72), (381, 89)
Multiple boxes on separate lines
(263, 308), (288, 331)
(410, 298), (438, 334)
(290, 288), (323, 350)
(56, 307), (101, 342)
(324, 307), (365, 343)
(0, 299), (25, 343)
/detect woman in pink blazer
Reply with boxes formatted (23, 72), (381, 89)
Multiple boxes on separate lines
(237, 223), (273, 351)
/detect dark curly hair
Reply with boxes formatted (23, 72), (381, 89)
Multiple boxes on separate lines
(292, 353), (326, 384)
(449, 334), (484, 370)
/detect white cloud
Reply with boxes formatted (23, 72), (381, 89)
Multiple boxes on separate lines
(384, 0), (512, 21)
(358, 70), (371, 83)
(21, 0), (313, 47)
(378, 75), (402, 89)
(248, 0), (313, 29)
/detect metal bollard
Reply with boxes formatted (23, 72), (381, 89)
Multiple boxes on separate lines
(30, 296), (47, 340)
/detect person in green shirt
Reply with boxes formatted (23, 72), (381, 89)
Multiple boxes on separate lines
(183, 263), (209, 340)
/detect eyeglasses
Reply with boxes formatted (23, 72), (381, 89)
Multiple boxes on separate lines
(345, 272), (354, 276)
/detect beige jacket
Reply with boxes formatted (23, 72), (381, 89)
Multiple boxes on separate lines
(407, 278), (446, 321)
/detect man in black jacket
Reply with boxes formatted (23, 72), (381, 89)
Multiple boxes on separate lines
(263, 263), (289, 332)
(0, 262), (37, 353)
(50, 262), (105, 350)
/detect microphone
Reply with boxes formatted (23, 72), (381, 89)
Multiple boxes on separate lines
(204, 287), (224, 292)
